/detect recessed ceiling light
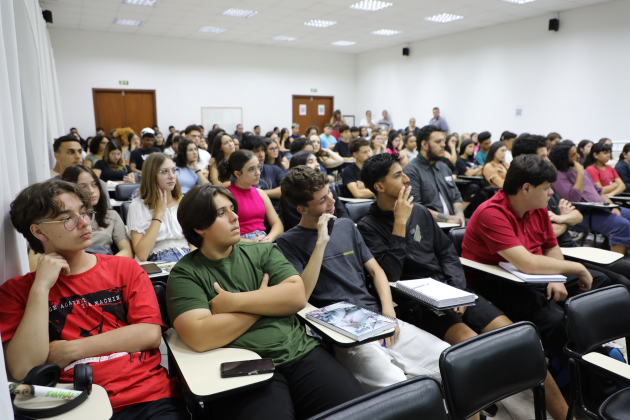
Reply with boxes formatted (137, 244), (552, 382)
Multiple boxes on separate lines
(114, 18), (143, 26)
(199, 26), (227, 34)
(371, 29), (401, 36)
(502, 0), (537, 3)
(122, 0), (159, 6)
(424, 13), (463, 23)
(304, 19), (337, 28)
(331, 41), (356, 46)
(272, 36), (297, 42)
(350, 1), (393, 11)
(222, 8), (257, 18)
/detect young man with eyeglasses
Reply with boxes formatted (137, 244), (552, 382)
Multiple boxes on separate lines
(1, 180), (187, 420)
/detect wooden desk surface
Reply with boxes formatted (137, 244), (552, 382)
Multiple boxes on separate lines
(164, 329), (272, 399)
(561, 247), (623, 265)
(459, 258), (524, 283)
(13, 384), (112, 420)
(297, 303), (395, 347)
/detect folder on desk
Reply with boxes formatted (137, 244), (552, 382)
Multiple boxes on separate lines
(498, 262), (566, 283)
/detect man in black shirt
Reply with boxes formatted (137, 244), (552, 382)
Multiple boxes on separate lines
(129, 128), (161, 174)
(333, 125), (355, 170)
(341, 138), (374, 199)
(358, 153), (510, 344)
(512, 134), (630, 290)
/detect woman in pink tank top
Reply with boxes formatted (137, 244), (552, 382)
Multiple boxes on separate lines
(218, 150), (284, 242)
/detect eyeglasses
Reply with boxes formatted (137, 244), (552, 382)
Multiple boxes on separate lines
(158, 168), (181, 176)
(268, 146), (279, 152)
(39, 210), (96, 231)
(247, 164), (263, 174)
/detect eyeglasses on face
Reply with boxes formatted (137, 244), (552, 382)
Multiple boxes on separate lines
(39, 210), (96, 231)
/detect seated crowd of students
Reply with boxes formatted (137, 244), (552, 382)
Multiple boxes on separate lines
(4, 120), (630, 420)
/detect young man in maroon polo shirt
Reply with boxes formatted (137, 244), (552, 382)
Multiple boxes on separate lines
(462, 155), (611, 420)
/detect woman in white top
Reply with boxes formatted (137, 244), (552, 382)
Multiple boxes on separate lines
(128, 153), (191, 262)
(163, 132), (181, 158)
(402, 134), (418, 161)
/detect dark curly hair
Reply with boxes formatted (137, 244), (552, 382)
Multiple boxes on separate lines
(548, 141), (576, 172)
(281, 166), (329, 208)
(174, 139), (199, 168)
(360, 153), (403, 196)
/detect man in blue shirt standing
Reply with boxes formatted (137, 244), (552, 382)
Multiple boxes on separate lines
(429, 107), (449, 133)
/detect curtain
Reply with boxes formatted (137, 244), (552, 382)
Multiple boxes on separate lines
(0, 0), (65, 415)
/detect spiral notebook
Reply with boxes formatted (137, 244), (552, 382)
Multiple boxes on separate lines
(395, 278), (476, 309)
(498, 262), (566, 283)
(305, 302), (396, 341)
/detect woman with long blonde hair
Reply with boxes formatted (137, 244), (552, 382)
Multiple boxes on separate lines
(127, 153), (191, 261)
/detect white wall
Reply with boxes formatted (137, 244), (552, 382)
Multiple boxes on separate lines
(356, 0), (630, 142)
(49, 28), (357, 137)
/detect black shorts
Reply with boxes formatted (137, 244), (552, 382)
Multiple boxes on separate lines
(112, 397), (189, 420)
(420, 291), (504, 340)
(393, 289), (504, 340)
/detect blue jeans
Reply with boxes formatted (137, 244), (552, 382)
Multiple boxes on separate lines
(578, 207), (630, 247)
(241, 230), (267, 240)
(149, 247), (190, 263)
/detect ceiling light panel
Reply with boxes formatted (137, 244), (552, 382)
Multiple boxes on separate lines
(304, 19), (337, 28)
(114, 18), (143, 26)
(222, 8), (258, 18)
(122, 0), (159, 6)
(501, 0), (537, 3)
(331, 41), (356, 46)
(350, 1), (393, 12)
(371, 29), (401, 36)
(424, 13), (463, 23)
(272, 36), (297, 42)
(199, 26), (227, 34)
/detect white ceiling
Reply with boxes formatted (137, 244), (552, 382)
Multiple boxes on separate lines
(39, 0), (613, 53)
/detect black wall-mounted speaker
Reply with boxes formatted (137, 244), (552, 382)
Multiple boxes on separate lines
(42, 10), (53, 24)
(549, 18), (559, 32)
(402, 47), (409, 56)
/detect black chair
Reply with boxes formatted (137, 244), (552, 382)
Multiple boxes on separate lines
(335, 181), (350, 198)
(564, 285), (630, 420)
(440, 322), (548, 420)
(115, 183), (139, 201)
(448, 226), (466, 257)
(346, 201), (373, 223)
(308, 376), (447, 420)
(152, 281), (170, 327)
(121, 202), (131, 225)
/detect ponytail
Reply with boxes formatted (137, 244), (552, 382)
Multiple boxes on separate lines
(217, 150), (256, 183)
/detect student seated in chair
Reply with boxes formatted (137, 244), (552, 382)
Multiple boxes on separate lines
(512, 134), (630, 291)
(341, 138), (375, 199)
(549, 140), (630, 255)
(1, 181), (186, 420)
(167, 184), (365, 420)
(277, 166), (450, 393)
(462, 155), (611, 420)
(356, 153), (576, 420)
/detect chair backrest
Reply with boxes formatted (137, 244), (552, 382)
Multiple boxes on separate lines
(307, 376), (448, 420)
(448, 227), (466, 257)
(336, 181), (350, 199)
(439, 322), (547, 420)
(564, 285), (630, 355)
(152, 281), (170, 327)
(346, 201), (372, 223)
(115, 183), (140, 201)
(121, 202), (132, 225)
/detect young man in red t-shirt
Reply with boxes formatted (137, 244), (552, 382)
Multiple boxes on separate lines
(1, 181), (187, 420)
(462, 155), (611, 420)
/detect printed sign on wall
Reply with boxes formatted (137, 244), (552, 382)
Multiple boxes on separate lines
(299, 104), (307, 115)
(318, 104), (325, 115)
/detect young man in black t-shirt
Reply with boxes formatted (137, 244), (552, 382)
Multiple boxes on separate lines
(277, 166), (449, 392)
(332, 125), (355, 170)
(341, 138), (375, 199)
(129, 129), (161, 174)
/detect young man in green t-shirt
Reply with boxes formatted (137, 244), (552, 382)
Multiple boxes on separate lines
(166, 184), (365, 420)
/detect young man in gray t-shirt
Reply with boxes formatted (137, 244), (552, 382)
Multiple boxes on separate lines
(277, 166), (449, 392)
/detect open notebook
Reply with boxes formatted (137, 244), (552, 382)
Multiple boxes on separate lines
(306, 302), (396, 341)
(395, 278), (476, 309)
(499, 262), (566, 283)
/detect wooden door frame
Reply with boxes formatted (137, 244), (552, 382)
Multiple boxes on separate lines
(292, 95), (334, 107)
(92, 88), (157, 128)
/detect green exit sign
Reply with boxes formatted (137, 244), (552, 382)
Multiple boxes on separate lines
(119, 80), (129, 86)
(311, 88), (317, 92)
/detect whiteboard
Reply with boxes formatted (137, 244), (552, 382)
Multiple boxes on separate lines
(201, 107), (243, 133)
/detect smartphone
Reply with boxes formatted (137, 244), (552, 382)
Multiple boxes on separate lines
(220, 359), (275, 378)
(327, 218), (335, 237)
(141, 263), (162, 275)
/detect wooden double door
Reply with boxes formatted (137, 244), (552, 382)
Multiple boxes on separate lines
(292, 95), (334, 135)
(93, 89), (157, 135)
